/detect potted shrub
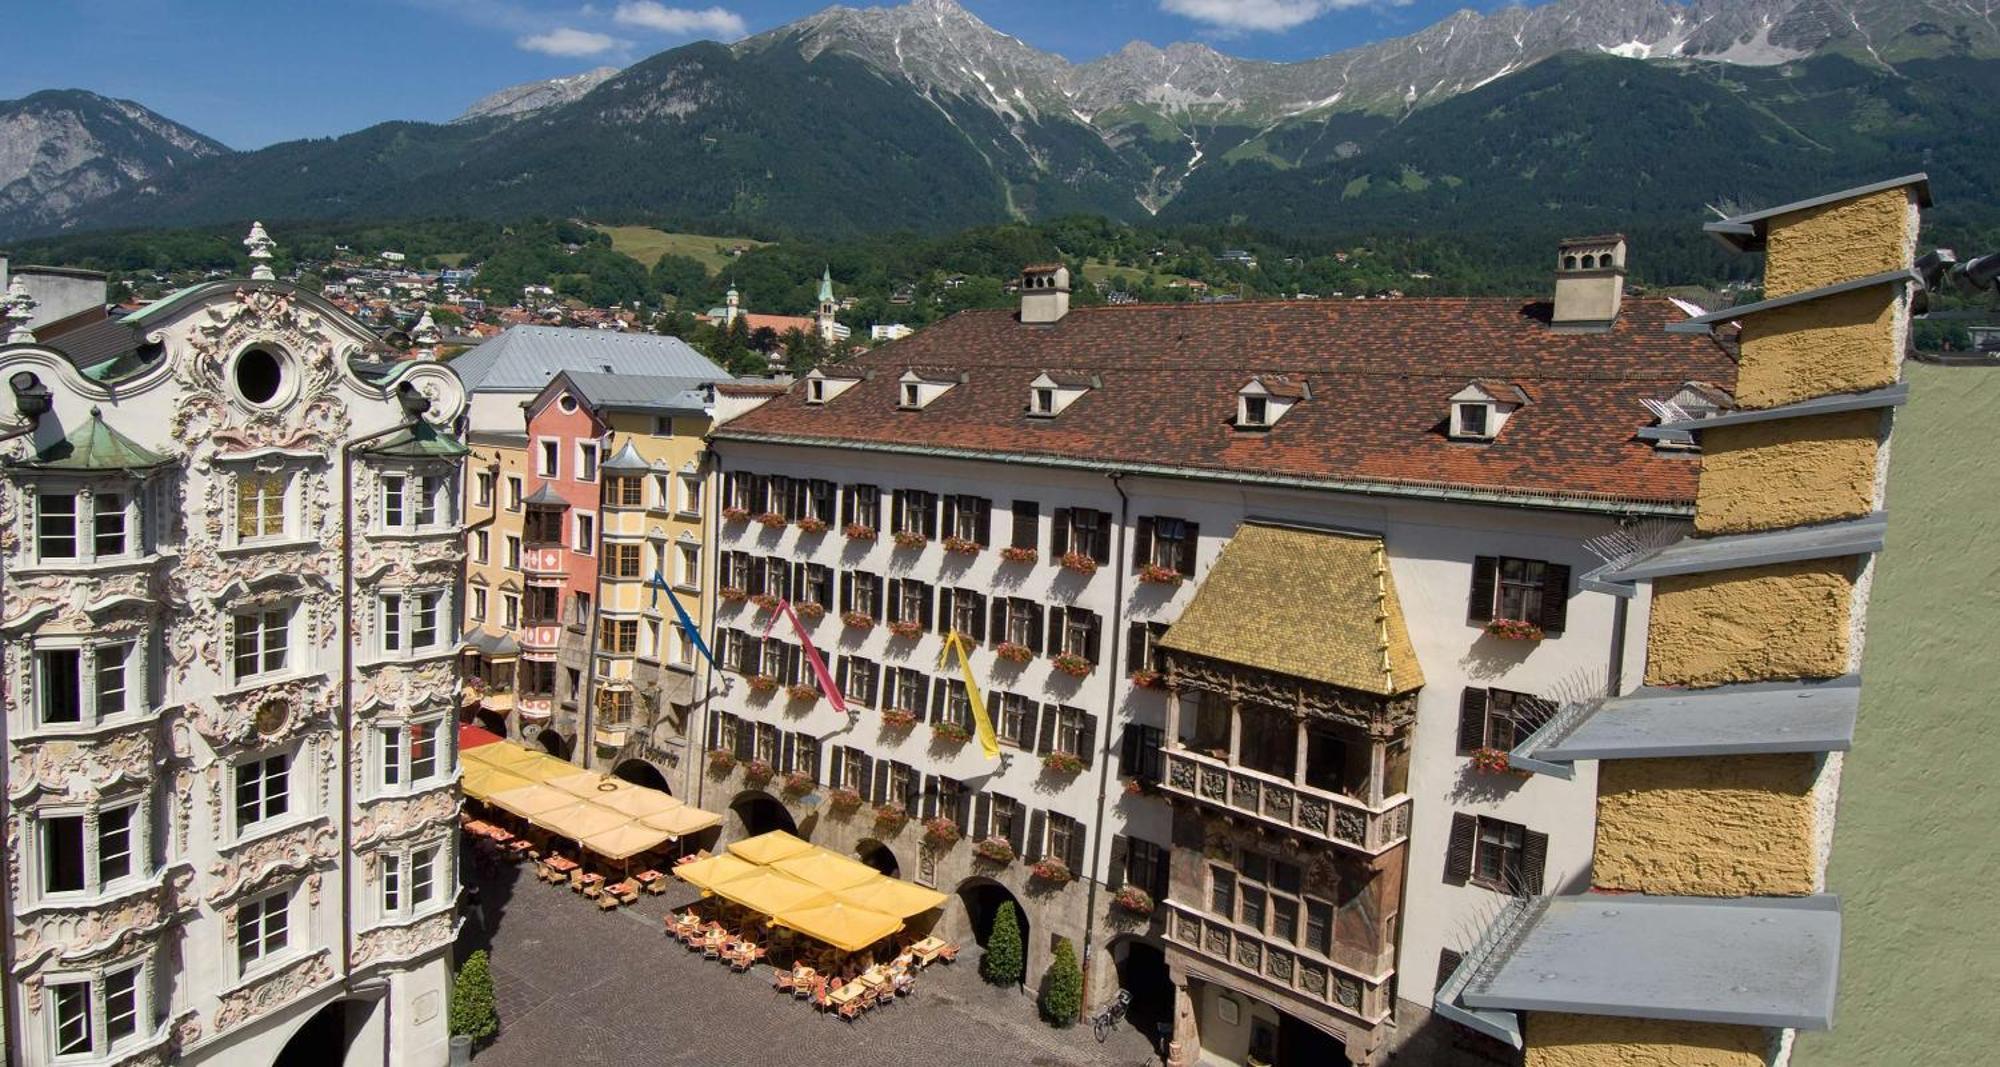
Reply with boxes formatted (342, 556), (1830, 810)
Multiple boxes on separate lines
(942, 535), (980, 555)
(892, 529), (929, 550)
(1129, 668), (1162, 689)
(795, 601), (826, 620)
(797, 516), (830, 535)
(755, 511), (788, 529)
(880, 707), (918, 729)
(922, 815), (961, 847)
(844, 522), (878, 541)
(449, 949), (499, 1052)
(1050, 652), (1093, 678)
(707, 749), (738, 773)
(843, 610), (876, 631)
(1470, 746), (1513, 774)
(1041, 750), (1084, 776)
(741, 758), (775, 787)
(1060, 551), (1098, 576)
(1000, 545), (1038, 564)
(828, 786), (863, 813)
(747, 674), (779, 695)
(973, 835), (1016, 864)
(786, 682), (819, 704)
(722, 505), (751, 523)
(1040, 939), (1082, 1027)
(750, 592), (781, 612)
(995, 641), (1035, 664)
(888, 619), (923, 639)
(931, 720), (972, 745)
(1030, 857), (1073, 886)
(781, 770), (815, 795)
(1485, 617), (1545, 641)
(1139, 562), (1184, 586)
(719, 587), (748, 603)
(1112, 885), (1154, 916)
(873, 802), (910, 833)
(982, 902), (1024, 986)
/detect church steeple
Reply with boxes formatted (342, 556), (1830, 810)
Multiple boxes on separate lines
(818, 266), (835, 307)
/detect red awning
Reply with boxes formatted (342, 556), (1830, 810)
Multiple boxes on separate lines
(459, 723), (504, 750)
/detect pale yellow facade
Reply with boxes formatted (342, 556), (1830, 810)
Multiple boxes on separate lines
(463, 434), (532, 721)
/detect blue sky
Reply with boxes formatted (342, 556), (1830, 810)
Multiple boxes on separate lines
(4, 0), (1519, 148)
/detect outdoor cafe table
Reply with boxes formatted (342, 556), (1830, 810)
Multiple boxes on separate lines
(829, 983), (866, 1008)
(545, 856), (580, 874)
(909, 936), (946, 965)
(857, 969), (890, 990)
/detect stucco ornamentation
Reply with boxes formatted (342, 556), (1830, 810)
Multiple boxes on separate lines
(352, 910), (455, 968)
(206, 822), (338, 906)
(211, 948), (335, 1034)
(13, 881), (176, 972)
(354, 786), (459, 850)
(8, 726), (157, 802)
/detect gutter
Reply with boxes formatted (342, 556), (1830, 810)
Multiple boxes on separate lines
(1078, 470), (1129, 1016)
(709, 432), (1692, 519)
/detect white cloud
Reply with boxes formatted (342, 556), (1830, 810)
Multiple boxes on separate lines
(517, 26), (622, 55)
(1159, 0), (1396, 34)
(613, 2), (747, 38)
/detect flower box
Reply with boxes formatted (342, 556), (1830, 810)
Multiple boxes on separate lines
(880, 707), (918, 729)
(796, 517), (830, 535)
(781, 770), (815, 795)
(722, 506), (751, 523)
(873, 803), (910, 833)
(1050, 652), (1093, 678)
(707, 749), (738, 772)
(755, 512), (788, 529)
(973, 836), (1016, 864)
(750, 593), (781, 612)
(795, 601), (826, 621)
(922, 816), (961, 846)
(843, 611), (876, 631)
(1060, 551), (1099, 576)
(888, 619), (924, 639)
(719, 587), (748, 603)
(1139, 562), (1184, 586)
(1029, 858), (1073, 885)
(942, 535), (981, 555)
(741, 758), (775, 787)
(786, 683), (820, 703)
(1041, 751), (1085, 775)
(1485, 618), (1545, 642)
(1470, 746), (1513, 774)
(931, 720), (972, 744)
(1121, 777), (1154, 796)
(844, 523), (878, 541)
(1129, 669), (1162, 689)
(995, 641), (1036, 664)
(1000, 545), (1039, 564)
(892, 530), (929, 550)
(747, 674), (779, 694)
(1112, 885), (1154, 915)
(828, 787), (863, 812)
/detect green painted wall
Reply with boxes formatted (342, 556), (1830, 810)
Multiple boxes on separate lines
(1795, 362), (2000, 1065)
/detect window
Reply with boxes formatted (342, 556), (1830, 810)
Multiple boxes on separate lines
(679, 473), (703, 515)
(1468, 555), (1569, 634)
(948, 587), (984, 639)
(755, 723), (779, 765)
(840, 657), (878, 708)
(610, 475), (644, 508)
(834, 748), (867, 792)
(1242, 395), (1269, 427)
(34, 642), (139, 727)
(901, 383), (920, 408)
(1043, 813), (1082, 871)
(845, 485), (881, 531)
(231, 608), (291, 683)
(1000, 598), (1039, 648)
(380, 592), (446, 657)
(885, 763), (918, 810)
(602, 619), (639, 654)
(798, 564), (832, 609)
(887, 667), (925, 716)
(1050, 706), (1088, 757)
(475, 471), (494, 508)
(1456, 402), (1491, 439)
(574, 513), (595, 554)
(610, 543), (642, 578)
(943, 495), (989, 545)
(534, 590), (566, 630)
(891, 489), (936, 539)
(599, 686), (633, 723)
(1053, 606), (1101, 663)
(1051, 507), (1111, 563)
(791, 736), (821, 781)
(235, 753), (291, 831)
(505, 535), (522, 569)
(97, 804), (134, 886)
(502, 593), (520, 630)
(236, 889), (290, 974)
(577, 441), (599, 483)
(537, 440), (558, 477)
(1136, 516), (1199, 576)
(506, 476), (523, 511)
(1474, 818), (1525, 890)
(471, 586), (488, 622)
(996, 693), (1035, 748)
(38, 493), (77, 558)
(1458, 688), (1554, 754)
(891, 579), (931, 630)
(381, 474), (405, 528)
(1010, 500), (1038, 550)
(1033, 387), (1054, 415)
(678, 543), (701, 588)
(380, 720), (447, 790)
(48, 961), (146, 1060)
(845, 570), (881, 619)
(472, 530), (490, 563)
(1446, 814), (1547, 894)
(37, 489), (141, 561)
(809, 379), (828, 403)
(92, 493), (128, 557)
(1497, 558), (1545, 622)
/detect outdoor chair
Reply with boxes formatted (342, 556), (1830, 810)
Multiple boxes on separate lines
(838, 996), (864, 1022)
(937, 943), (959, 964)
(773, 970), (794, 993)
(596, 892), (620, 911)
(615, 882), (640, 905)
(568, 870), (586, 891)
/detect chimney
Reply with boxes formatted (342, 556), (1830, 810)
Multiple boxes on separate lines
(1551, 234), (1627, 331)
(1019, 263), (1070, 325)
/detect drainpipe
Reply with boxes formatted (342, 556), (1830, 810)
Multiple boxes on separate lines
(0, 371), (50, 1067)
(694, 440), (723, 813)
(577, 431), (610, 770)
(1079, 470), (1130, 1014)
(1606, 589), (1629, 699)
(341, 383), (433, 992)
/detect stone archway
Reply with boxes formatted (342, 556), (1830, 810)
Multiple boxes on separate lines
(955, 876), (1030, 982)
(534, 728), (570, 760)
(273, 996), (379, 1067)
(729, 790), (798, 839)
(613, 758), (671, 794)
(855, 838), (900, 878)
(1110, 936), (1174, 1052)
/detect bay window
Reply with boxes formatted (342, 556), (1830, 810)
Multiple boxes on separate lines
(380, 841), (445, 921)
(35, 486), (142, 563)
(48, 959), (148, 1059)
(379, 719), (448, 791)
(36, 798), (148, 900)
(31, 640), (141, 728)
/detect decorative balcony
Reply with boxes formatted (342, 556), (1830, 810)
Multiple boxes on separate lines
(1160, 747), (1410, 855)
(594, 724), (630, 749)
(1165, 899), (1392, 1024)
(522, 542), (567, 580)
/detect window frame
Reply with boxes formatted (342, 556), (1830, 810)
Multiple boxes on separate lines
(576, 440), (600, 484)
(28, 638), (143, 731)
(378, 589), (450, 660)
(33, 794), (150, 903)
(45, 957), (151, 1061)
(233, 751), (293, 837)
(376, 716), (452, 795)
(1472, 816), (1527, 892)
(235, 887), (293, 978)
(34, 483), (145, 564)
(230, 605), (296, 686)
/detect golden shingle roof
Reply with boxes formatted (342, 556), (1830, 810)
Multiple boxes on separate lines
(1160, 523), (1423, 696)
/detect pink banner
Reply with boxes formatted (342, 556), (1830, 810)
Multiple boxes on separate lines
(770, 600), (847, 716)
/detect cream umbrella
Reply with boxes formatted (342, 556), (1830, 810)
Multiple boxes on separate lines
(709, 868), (832, 916)
(673, 852), (763, 892)
(832, 876), (950, 919)
(727, 830), (815, 866)
(642, 805), (722, 839)
(771, 848), (885, 892)
(489, 783), (577, 820)
(582, 822), (675, 862)
(547, 770), (622, 799)
(770, 900), (903, 954)
(537, 800), (630, 842)
(463, 764), (535, 802)
(594, 786), (683, 821)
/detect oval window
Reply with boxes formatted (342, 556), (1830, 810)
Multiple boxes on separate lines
(558, 393), (578, 413)
(235, 348), (284, 405)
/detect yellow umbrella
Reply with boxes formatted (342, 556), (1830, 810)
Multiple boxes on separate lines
(464, 741), (544, 772)
(771, 848), (885, 892)
(642, 805), (722, 839)
(770, 900), (903, 953)
(489, 783), (576, 820)
(710, 868), (832, 916)
(673, 852), (762, 892)
(831, 877), (950, 919)
(463, 764), (535, 802)
(727, 830), (815, 866)
(581, 822), (675, 862)
(538, 800), (629, 842)
(547, 770), (621, 799)
(595, 786), (682, 820)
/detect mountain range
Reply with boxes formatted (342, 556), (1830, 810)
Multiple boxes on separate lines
(2, 0), (1996, 244)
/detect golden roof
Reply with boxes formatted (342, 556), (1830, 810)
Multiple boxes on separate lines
(1159, 523), (1423, 695)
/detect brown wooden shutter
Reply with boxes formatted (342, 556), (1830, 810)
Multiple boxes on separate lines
(920, 493), (938, 540)
(885, 578), (902, 622)
(836, 657), (850, 699)
(976, 498), (992, 547)
(1050, 508), (1070, 557)
(1065, 819), (1086, 873)
(1084, 613), (1102, 665)
(1537, 563), (1572, 635)
(1150, 845), (1170, 897)
(780, 733), (795, 774)
(1091, 511), (1112, 563)
(929, 678), (946, 723)
(1468, 556), (1498, 623)
(1025, 600), (1044, 651)
(973, 793), (992, 841)
(890, 490), (905, 534)
(919, 583), (934, 631)
(1436, 949), (1465, 993)
(1078, 712), (1098, 768)
(1126, 622), (1147, 672)
(1045, 605), (1062, 655)
(867, 573), (884, 615)
(1026, 809), (1047, 862)
(1011, 501), (1038, 549)
(1132, 516), (1155, 572)
(840, 486), (855, 527)
(1520, 830), (1549, 895)
(1444, 813), (1477, 885)
(1018, 701), (1040, 752)
(1457, 688), (1489, 755)
(968, 591), (987, 642)
(1108, 835), (1130, 890)
(989, 599), (1006, 647)
(733, 717), (754, 760)
(940, 495), (959, 538)
(1179, 522), (1200, 576)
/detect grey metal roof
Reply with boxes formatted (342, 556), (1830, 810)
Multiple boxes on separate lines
(1529, 676), (1859, 762)
(559, 370), (715, 414)
(1460, 894), (1842, 1029)
(601, 440), (650, 473)
(1637, 383), (1908, 441)
(521, 483), (567, 507)
(1602, 513), (1885, 585)
(1705, 173), (1930, 252)
(461, 629), (521, 657)
(1665, 270), (1919, 335)
(450, 325), (729, 394)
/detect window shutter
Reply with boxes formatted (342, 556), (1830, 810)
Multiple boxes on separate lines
(930, 679), (946, 724)
(862, 754), (880, 804)
(955, 788), (972, 830)
(1084, 614), (1102, 665)
(921, 494), (938, 540)
(1538, 564), (1572, 635)
(1037, 705), (1057, 754)
(1065, 820), (1086, 873)
(1026, 809), (1047, 862)
(1179, 522), (1200, 576)
(733, 718), (754, 760)
(1119, 723), (1140, 770)
(1006, 806), (1026, 855)
(841, 486), (855, 527)
(1050, 508), (1070, 557)
(891, 490), (905, 533)
(1019, 701), (1040, 752)
(1108, 835), (1130, 890)
(974, 793), (992, 841)
(886, 578), (903, 622)
(1444, 813), (1477, 886)
(1436, 949), (1465, 994)
(1520, 830), (1550, 895)
(865, 663), (881, 707)
(868, 573), (884, 615)
(1026, 600), (1044, 651)
(1127, 622), (1148, 672)
(1045, 606), (1062, 655)
(1457, 688), (1489, 755)
(909, 672), (928, 718)
(788, 644), (805, 685)
(976, 498), (992, 547)
(747, 560), (766, 596)
(941, 495), (959, 538)
(1011, 501), (1038, 549)
(1078, 713), (1098, 769)
(920, 775), (939, 820)
(969, 592), (987, 642)
(1132, 517), (1155, 572)
(1092, 512), (1112, 564)
(840, 571), (854, 613)
(1150, 845), (1171, 897)
(706, 707), (720, 751)
(989, 599), (1006, 647)
(837, 657), (851, 699)
(919, 583), (934, 631)
(781, 733), (796, 774)
(1467, 557), (1498, 623)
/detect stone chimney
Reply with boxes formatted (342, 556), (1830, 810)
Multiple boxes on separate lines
(1019, 263), (1070, 325)
(1551, 234), (1627, 331)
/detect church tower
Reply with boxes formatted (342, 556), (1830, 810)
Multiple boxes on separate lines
(815, 266), (843, 345)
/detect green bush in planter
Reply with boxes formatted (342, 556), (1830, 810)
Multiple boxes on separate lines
(1039, 937), (1082, 1027)
(981, 900), (1024, 986)
(450, 950), (499, 1042)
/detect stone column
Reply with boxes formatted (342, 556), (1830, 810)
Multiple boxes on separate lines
(1167, 977), (1201, 1067)
(1367, 736), (1389, 807)
(1227, 702), (1242, 766)
(1293, 717), (1310, 786)
(1164, 688), (1182, 748)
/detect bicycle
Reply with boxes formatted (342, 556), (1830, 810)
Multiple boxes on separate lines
(1091, 988), (1132, 1043)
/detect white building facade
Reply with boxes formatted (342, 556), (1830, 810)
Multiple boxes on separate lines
(0, 271), (468, 1067)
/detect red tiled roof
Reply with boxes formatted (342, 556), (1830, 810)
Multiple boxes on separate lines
(717, 298), (1736, 509)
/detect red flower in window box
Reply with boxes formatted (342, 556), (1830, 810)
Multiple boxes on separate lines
(942, 535), (981, 555)
(1138, 562), (1184, 586)
(892, 530), (929, 550)
(844, 523), (878, 541)
(828, 786), (863, 812)
(873, 803), (910, 833)
(1470, 746), (1513, 774)
(843, 611), (876, 631)
(1485, 618), (1544, 641)
(796, 517), (830, 535)
(995, 641), (1035, 664)
(1041, 751), (1084, 775)
(719, 587), (748, 603)
(1000, 545), (1038, 564)
(755, 512), (788, 529)
(781, 770), (815, 795)
(795, 601), (826, 621)
(1129, 669), (1162, 689)
(922, 816), (961, 847)
(888, 619), (924, 639)
(1050, 652), (1093, 678)
(1112, 885), (1154, 915)
(1121, 776), (1158, 797)
(931, 720), (972, 744)
(750, 593), (781, 612)
(786, 683), (820, 703)
(722, 506), (751, 523)
(746, 674), (779, 694)
(707, 749), (738, 772)
(880, 707), (918, 729)
(1060, 551), (1098, 576)
(973, 835), (1016, 864)
(741, 758), (775, 787)
(1029, 858), (1073, 885)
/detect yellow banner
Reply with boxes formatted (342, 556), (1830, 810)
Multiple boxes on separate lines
(939, 631), (1001, 760)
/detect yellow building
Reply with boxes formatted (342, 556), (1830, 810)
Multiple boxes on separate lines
(461, 430), (531, 733)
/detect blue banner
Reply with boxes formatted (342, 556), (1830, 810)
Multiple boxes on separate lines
(650, 569), (715, 669)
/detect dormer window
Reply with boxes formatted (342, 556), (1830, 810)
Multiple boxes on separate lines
(902, 383), (921, 408)
(1454, 403), (1491, 439)
(1026, 372), (1094, 418)
(1034, 388), (1054, 415)
(1448, 381), (1526, 442)
(1234, 376), (1305, 431)
(809, 379), (827, 404)
(1242, 396), (1269, 427)
(804, 368), (862, 406)
(897, 370), (958, 411)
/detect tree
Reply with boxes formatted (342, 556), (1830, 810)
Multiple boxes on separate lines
(981, 900), (1024, 986)
(449, 950), (499, 1042)
(1039, 937), (1082, 1027)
